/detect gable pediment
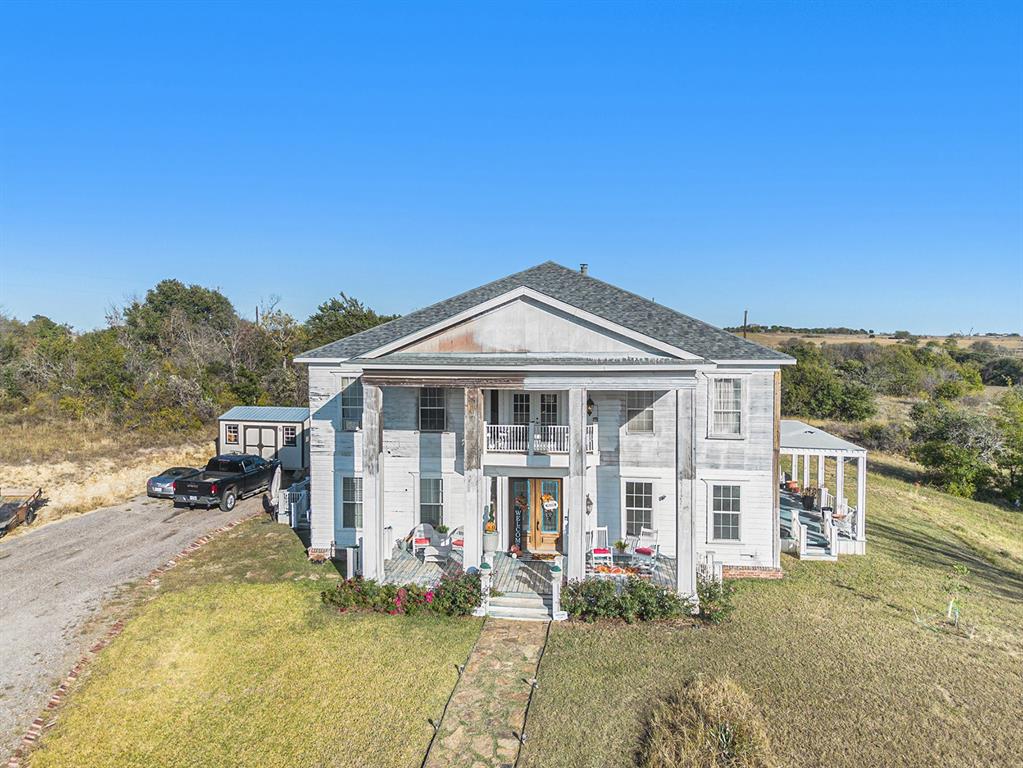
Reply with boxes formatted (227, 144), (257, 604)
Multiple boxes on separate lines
(395, 296), (670, 357)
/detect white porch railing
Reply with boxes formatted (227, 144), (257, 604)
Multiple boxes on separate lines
(485, 422), (598, 454)
(279, 479), (310, 529)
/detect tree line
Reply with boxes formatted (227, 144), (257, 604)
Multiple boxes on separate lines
(780, 337), (1023, 504)
(0, 279), (396, 435)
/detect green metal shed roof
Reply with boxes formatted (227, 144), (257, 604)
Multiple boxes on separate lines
(219, 406), (310, 423)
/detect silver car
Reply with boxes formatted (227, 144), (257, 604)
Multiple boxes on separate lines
(147, 467), (198, 499)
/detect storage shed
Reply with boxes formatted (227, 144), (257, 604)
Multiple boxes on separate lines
(217, 406), (310, 472)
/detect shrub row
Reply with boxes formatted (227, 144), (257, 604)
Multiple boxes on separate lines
(321, 572), (481, 617)
(562, 577), (692, 623)
(562, 574), (737, 624)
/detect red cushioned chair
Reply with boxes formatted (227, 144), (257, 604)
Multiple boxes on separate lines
(629, 527), (660, 570)
(411, 522), (438, 560)
(587, 525), (614, 571)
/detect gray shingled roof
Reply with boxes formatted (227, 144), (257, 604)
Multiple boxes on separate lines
(297, 261), (789, 362)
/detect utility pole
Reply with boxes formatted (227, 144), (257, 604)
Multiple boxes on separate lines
(743, 309), (749, 339)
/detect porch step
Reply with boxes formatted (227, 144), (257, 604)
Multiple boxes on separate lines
(487, 591), (552, 621)
(800, 546), (838, 562)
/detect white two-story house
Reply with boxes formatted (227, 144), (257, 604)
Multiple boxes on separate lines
(296, 262), (796, 599)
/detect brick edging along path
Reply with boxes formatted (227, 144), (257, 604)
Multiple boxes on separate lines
(6, 510), (263, 768)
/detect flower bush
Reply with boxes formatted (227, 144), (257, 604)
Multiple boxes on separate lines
(321, 571), (481, 618)
(695, 572), (736, 624)
(562, 577), (692, 623)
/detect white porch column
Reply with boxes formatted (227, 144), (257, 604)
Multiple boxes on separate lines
(792, 453), (799, 484)
(361, 381), (384, 580)
(856, 455), (867, 541)
(675, 387), (697, 598)
(463, 387), (485, 571)
(802, 452), (810, 488)
(567, 387), (588, 581)
(817, 454), (826, 491)
(836, 456), (845, 505)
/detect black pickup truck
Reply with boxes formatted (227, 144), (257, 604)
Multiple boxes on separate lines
(173, 454), (281, 511)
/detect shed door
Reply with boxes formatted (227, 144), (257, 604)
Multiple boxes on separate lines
(244, 426), (278, 460)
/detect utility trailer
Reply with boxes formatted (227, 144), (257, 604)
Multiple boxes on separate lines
(0, 486), (43, 537)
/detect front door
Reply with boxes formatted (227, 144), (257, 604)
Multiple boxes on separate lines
(530, 478), (562, 552)
(509, 478), (564, 554)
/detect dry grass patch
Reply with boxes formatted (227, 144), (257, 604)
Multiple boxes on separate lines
(0, 417), (215, 532)
(637, 676), (775, 768)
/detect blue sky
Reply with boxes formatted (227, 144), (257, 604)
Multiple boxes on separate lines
(1, 1), (1021, 334)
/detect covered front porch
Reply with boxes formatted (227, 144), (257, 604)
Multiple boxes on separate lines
(779, 419), (868, 559)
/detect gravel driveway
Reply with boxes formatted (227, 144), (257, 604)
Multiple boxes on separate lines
(0, 494), (264, 760)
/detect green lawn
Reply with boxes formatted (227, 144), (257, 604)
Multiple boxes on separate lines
(521, 457), (1023, 768)
(28, 519), (482, 768)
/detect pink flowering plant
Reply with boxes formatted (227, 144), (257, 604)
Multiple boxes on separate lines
(321, 572), (481, 617)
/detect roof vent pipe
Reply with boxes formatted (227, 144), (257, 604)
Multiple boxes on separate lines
(579, 263), (588, 275)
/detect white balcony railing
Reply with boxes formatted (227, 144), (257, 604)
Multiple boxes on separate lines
(485, 423), (597, 454)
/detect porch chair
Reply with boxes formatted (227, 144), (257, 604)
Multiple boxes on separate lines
(445, 525), (465, 551)
(410, 523), (438, 560)
(630, 527), (660, 570)
(587, 526), (614, 571)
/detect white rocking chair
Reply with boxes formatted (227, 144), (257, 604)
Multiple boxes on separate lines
(445, 525), (465, 551)
(410, 523), (438, 560)
(629, 527), (660, 570)
(587, 526), (614, 571)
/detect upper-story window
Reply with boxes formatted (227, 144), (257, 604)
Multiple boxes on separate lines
(626, 391), (655, 433)
(419, 387), (446, 431)
(711, 378), (743, 436)
(540, 394), (559, 427)
(341, 378), (363, 431)
(512, 393), (530, 426)
(282, 425), (297, 446)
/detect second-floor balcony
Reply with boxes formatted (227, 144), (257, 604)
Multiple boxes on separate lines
(484, 423), (597, 455)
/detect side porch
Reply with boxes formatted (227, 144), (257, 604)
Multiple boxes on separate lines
(779, 419), (868, 560)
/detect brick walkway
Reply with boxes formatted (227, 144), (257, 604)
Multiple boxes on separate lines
(425, 619), (548, 768)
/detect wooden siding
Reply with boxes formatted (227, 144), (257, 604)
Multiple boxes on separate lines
(399, 296), (663, 356)
(307, 364), (780, 571)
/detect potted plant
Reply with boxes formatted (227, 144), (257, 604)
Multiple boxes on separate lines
(613, 539), (627, 555)
(801, 487), (818, 511)
(436, 524), (449, 535)
(482, 509), (498, 553)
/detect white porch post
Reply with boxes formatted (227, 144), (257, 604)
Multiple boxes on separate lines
(836, 456), (845, 505)
(361, 381), (384, 580)
(463, 387), (485, 571)
(567, 387), (587, 581)
(856, 454), (867, 541)
(817, 454), (826, 491)
(792, 453), (799, 484)
(802, 452), (810, 488)
(675, 387), (697, 599)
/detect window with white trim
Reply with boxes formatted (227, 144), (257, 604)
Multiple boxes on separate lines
(512, 393), (530, 426)
(711, 378), (743, 436)
(419, 388), (446, 431)
(341, 378), (363, 431)
(420, 478), (443, 528)
(225, 423), (239, 445)
(342, 477), (363, 528)
(282, 425), (297, 446)
(625, 481), (653, 536)
(540, 393), (559, 427)
(626, 391), (655, 433)
(712, 484), (741, 541)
